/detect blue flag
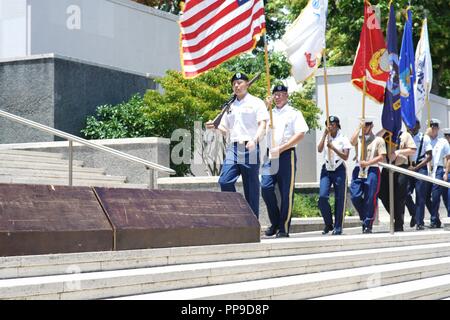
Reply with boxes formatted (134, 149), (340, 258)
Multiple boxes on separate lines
(399, 8), (416, 129)
(382, 3), (402, 143)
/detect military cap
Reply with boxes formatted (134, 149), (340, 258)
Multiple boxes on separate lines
(272, 85), (288, 94)
(429, 118), (441, 127)
(230, 72), (249, 83)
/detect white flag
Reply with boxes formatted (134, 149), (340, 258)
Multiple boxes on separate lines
(280, 0), (328, 82)
(414, 19), (433, 118)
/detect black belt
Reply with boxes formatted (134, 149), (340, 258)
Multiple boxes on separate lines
(233, 141), (250, 146)
(266, 147), (295, 156)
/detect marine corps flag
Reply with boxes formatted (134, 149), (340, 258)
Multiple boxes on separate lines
(351, 1), (389, 104)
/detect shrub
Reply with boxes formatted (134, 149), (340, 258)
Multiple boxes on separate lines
(292, 193), (353, 218)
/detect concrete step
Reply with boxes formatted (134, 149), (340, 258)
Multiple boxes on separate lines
(2, 243), (450, 300)
(111, 256), (450, 300)
(0, 161), (105, 174)
(0, 154), (84, 166)
(0, 168), (115, 180)
(2, 231), (450, 279)
(0, 149), (63, 159)
(0, 176), (127, 186)
(314, 274), (450, 300)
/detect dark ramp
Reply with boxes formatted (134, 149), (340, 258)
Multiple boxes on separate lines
(0, 184), (113, 256)
(94, 188), (260, 250)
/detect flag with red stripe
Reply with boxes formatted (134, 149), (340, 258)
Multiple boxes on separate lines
(179, 0), (266, 79)
(351, 1), (389, 104)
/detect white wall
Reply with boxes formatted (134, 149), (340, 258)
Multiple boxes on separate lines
(0, 0), (180, 77)
(0, 0), (27, 57)
(314, 66), (450, 182)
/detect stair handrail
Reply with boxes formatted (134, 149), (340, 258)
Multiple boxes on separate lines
(379, 162), (450, 235)
(0, 109), (175, 188)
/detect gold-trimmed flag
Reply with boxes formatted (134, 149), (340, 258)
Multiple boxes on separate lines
(351, 1), (389, 104)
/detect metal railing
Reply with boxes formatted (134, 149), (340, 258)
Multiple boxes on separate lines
(0, 109), (175, 188)
(379, 162), (450, 234)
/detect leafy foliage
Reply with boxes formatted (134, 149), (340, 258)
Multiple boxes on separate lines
(222, 51), (292, 80)
(292, 193), (353, 218)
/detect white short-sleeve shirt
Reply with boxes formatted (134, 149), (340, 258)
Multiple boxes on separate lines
(412, 132), (432, 163)
(322, 130), (352, 170)
(430, 137), (450, 172)
(267, 104), (309, 148)
(220, 93), (269, 143)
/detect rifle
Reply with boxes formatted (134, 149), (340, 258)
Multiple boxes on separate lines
(212, 72), (262, 128)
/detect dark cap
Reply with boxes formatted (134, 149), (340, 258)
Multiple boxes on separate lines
(230, 72), (249, 83)
(328, 115), (340, 124)
(326, 116), (341, 128)
(272, 85), (288, 94)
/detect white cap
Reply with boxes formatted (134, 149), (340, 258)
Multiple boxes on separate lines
(428, 118), (441, 126)
(442, 128), (450, 135)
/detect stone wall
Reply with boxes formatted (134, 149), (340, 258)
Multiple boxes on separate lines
(0, 54), (155, 144)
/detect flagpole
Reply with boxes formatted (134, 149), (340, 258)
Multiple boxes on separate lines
(426, 83), (431, 127)
(323, 49), (330, 124)
(323, 48), (334, 170)
(359, 76), (367, 178)
(264, 34), (276, 150)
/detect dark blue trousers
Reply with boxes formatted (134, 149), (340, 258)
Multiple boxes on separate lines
(425, 166), (444, 225)
(318, 164), (347, 232)
(219, 143), (260, 217)
(350, 167), (380, 229)
(261, 149), (297, 234)
(441, 175), (450, 217)
(405, 167), (429, 226)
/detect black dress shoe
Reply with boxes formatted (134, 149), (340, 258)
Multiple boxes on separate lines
(436, 220), (442, 228)
(265, 226), (278, 237)
(363, 227), (372, 234)
(410, 216), (416, 228)
(276, 232), (289, 238)
(430, 223), (437, 229)
(394, 227), (404, 232)
(322, 225), (334, 235)
(332, 229), (342, 235)
(416, 225), (425, 231)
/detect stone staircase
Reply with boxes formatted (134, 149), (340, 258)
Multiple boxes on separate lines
(1, 230), (450, 300)
(0, 149), (146, 188)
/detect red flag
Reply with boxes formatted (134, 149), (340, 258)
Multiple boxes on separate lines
(351, 1), (389, 104)
(179, 0), (266, 79)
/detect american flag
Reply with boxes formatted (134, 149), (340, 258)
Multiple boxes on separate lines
(179, 0), (266, 79)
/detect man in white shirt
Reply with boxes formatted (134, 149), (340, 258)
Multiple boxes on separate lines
(261, 85), (309, 238)
(425, 119), (450, 228)
(405, 120), (433, 230)
(206, 72), (269, 217)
